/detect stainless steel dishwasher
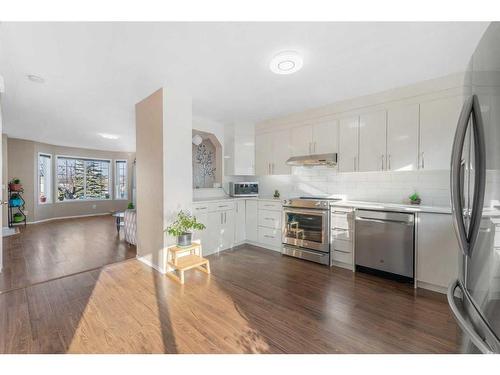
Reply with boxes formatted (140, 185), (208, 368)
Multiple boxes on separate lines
(354, 209), (415, 280)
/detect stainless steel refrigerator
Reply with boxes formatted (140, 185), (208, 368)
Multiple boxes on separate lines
(448, 22), (500, 354)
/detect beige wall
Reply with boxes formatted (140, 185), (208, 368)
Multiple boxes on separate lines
(7, 137), (135, 223)
(136, 87), (192, 272)
(136, 89), (165, 269)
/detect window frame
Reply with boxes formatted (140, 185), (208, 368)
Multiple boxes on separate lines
(55, 154), (113, 203)
(114, 159), (128, 200)
(37, 152), (53, 205)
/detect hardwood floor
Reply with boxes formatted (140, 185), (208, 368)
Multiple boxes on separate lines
(0, 244), (461, 353)
(0, 215), (136, 292)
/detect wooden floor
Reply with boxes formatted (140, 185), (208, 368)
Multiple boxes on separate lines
(0, 244), (461, 353)
(0, 216), (136, 292)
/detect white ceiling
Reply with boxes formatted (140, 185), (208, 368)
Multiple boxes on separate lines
(0, 22), (489, 152)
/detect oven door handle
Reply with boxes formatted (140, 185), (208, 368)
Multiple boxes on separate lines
(283, 207), (328, 216)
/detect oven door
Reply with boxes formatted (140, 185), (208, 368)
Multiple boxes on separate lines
(282, 207), (329, 252)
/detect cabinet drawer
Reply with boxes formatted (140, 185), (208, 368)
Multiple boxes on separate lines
(332, 249), (353, 265)
(331, 214), (353, 230)
(258, 200), (282, 212)
(331, 228), (354, 242)
(258, 227), (282, 247)
(258, 209), (281, 229)
(213, 201), (235, 212)
(332, 239), (353, 253)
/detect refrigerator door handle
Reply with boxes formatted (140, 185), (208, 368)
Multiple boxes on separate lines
(447, 279), (499, 354)
(451, 96), (473, 257)
(467, 95), (486, 255)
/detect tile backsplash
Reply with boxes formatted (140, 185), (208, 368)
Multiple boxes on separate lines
(255, 167), (452, 207)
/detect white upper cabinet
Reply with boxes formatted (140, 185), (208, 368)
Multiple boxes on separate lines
(291, 124), (313, 156)
(312, 119), (339, 154)
(224, 123), (255, 176)
(338, 116), (359, 172)
(255, 132), (272, 175)
(255, 129), (291, 175)
(419, 95), (464, 170)
(386, 103), (419, 171)
(271, 129), (292, 175)
(358, 110), (387, 172)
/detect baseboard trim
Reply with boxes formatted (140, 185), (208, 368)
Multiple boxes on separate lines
(136, 255), (166, 274)
(416, 280), (447, 294)
(332, 260), (354, 271)
(27, 212), (111, 225)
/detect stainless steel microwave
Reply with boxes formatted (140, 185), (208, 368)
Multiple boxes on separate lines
(229, 182), (259, 197)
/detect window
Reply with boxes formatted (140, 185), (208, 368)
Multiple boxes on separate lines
(115, 160), (128, 200)
(56, 156), (111, 201)
(38, 153), (52, 204)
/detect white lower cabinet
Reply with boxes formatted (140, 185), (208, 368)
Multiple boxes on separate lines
(194, 199), (282, 255)
(331, 208), (354, 269)
(416, 212), (460, 292)
(245, 200), (259, 243)
(235, 200), (246, 244)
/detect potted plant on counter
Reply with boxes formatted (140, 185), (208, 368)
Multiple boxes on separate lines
(40, 194), (47, 203)
(409, 192), (422, 205)
(165, 210), (206, 247)
(8, 178), (23, 192)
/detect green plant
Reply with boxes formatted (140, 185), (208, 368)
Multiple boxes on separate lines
(127, 202), (135, 209)
(274, 189), (280, 198)
(165, 210), (205, 237)
(10, 178), (21, 184)
(409, 192), (421, 202)
(10, 193), (20, 199)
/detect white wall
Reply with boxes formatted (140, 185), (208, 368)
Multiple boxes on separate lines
(257, 168), (450, 206)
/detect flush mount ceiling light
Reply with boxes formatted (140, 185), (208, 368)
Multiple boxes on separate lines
(27, 74), (45, 83)
(98, 133), (119, 140)
(269, 51), (303, 75)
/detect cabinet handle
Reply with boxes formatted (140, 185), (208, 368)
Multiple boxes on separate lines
(224, 212), (227, 224)
(381, 154), (384, 171)
(196, 206), (207, 210)
(264, 234), (274, 238)
(422, 152), (424, 169)
(265, 217), (275, 221)
(388, 154), (391, 170)
(354, 156), (357, 171)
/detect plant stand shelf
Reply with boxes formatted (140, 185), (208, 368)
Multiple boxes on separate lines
(8, 186), (27, 228)
(166, 242), (210, 284)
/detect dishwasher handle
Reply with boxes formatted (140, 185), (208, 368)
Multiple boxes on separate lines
(355, 216), (414, 225)
(355, 209), (414, 224)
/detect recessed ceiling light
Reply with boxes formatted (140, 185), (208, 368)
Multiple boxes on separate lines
(27, 74), (45, 83)
(98, 133), (119, 140)
(269, 51), (303, 75)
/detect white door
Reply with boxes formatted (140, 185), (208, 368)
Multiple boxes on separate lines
(312, 119), (339, 154)
(234, 200), (246, 244)
(0, 90), (2, 272)
(271, 129), (291, 175)
(387, 103), (419, 171)
(245, 200), (258, 242)
(221, 209), (235, 250)
(358, 110), (387, 172)
(290, 124), (313, 156)
(419, 96), (464, 170)
(255, 132), (272, 175)
(338, 116), (359, 172)
(205, 211), (222, 255)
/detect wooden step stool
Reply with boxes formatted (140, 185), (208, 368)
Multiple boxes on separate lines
(166, 242), (210, 284)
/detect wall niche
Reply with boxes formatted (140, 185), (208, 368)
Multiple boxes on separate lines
(192, 129), (222, 189)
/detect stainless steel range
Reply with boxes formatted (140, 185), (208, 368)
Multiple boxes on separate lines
(282, 197), (340, 265)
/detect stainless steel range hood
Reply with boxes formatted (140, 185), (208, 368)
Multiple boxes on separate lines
(285, 153), (337, 167)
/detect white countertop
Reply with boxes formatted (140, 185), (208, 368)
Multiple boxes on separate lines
(331, 200), (452, 214)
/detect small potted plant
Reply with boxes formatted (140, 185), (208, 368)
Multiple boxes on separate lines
(9, 178), (23, 192)
(273, 190), (280, 199)
(409, 192), (422, 205)
(10, 193), (22, 207)
(40, 194), (47, 203)
(165, 210), (206, 247)
(127, 202), (135, 210)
